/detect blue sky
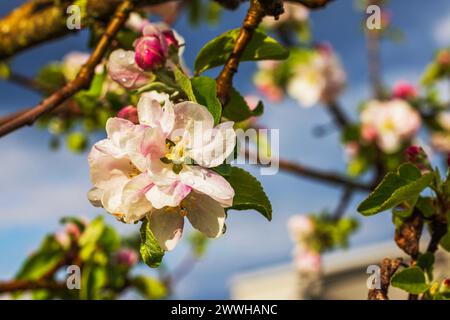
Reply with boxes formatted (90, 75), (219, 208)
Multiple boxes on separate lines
(1, 0), (450, 299)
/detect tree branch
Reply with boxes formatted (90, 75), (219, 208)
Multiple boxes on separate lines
(0, 0), (134, 138)
(216, 0), (275, 104)
(243, 150), (373, 191)
(368, 257), (403, 300)
(326, 101), (350, 128)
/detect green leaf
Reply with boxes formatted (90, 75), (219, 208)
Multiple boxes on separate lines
(416, 197), (435, 218)
(74, 72), (106, 113)
(194, 28), (289, 75)
(191, 76), (222, 124)
(223, 87), (264, 122)
(391, 267), (429, 294)
(131, 276), (168, 299)
(224, 167), (272, 221)
(211, 163), (232, 177)
(440, 232), (450, 252)
(16, 236), (64, 281)
(140, 220), (165, 268)
(80, 263), (107, 300)
(357, 163), (433, 216)
(172, 64), (196, 102)
(79, 216), (106, 261)
(66, 132), (88, 153)
(0, 62), (10, 79)
(417, 252), (435, 280)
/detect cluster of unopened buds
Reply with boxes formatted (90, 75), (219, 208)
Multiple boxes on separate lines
(54, 221), (84, 249)
(287, 215), (321, 274)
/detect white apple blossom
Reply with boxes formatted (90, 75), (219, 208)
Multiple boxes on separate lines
(287, 45), (346, 107)
(293, 247), (321, 274)
(360, 99), (421, 153)
(88, 92), (236, 251)
(287, 215), (314, 242)
(262, 3), (309, 28)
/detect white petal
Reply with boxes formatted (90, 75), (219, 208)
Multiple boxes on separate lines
(170, 102), (214, 141)
(188, 121), (236, 168)
(147, 209), (184, 251)
(127, 127), (167, 172)
(180, 166), (234, 207)
(107, 49), (150, 89)
(185, 192), (226, 238)
(145, 182), (192, 209)
(87, 187), (103, 208)
(101, 177), (129, 215)
(121, 173), (154, 223)
(137, 91), (174, 134)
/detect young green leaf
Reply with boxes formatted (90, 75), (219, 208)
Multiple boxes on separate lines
(223, 87), (264, 122)
(440, 231), (450, 252)
(172, 64), (197, 102)
(191, 76), (222, 124)
(225, 166), (272, 221)
(16, 236), (64, 281)
(194, 28), (289, 75)
(79, 216), (106, 261)
(132, 275), (168, 299)
(417, 252), (435, 280)
(357, 163), (433, 216)
(140, 219), (165, 268)
(391, 266), (430, 294)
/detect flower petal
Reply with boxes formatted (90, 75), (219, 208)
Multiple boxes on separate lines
(147, 209), (184, 251)
(127, 127), (167, 172)
(179, 166), (234, 207)
(137, 91), (174, 134)
(145, 181), (192, 209)
(185, 192), (226, 238)
(101, 177), (129, 216)
(108, 49), (150, 89)
(170, 102), (214, 141)
(188, 121), (236, 168)
(121, 173), (154, 223)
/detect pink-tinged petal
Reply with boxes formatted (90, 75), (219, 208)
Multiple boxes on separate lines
(88, 148), (135, 189)
(121, 173), (153, 223)
(93, 139), (124, 157)
(145, 181), (192, 209)
(179, 166), (234, 207)
(108, 49), (151, 89)
(147, 208), (184, 251)
(188, 121), (236, 168)
(101, 177), (129, 215)
(170, 102), (214, 141)
(137, 92), (174, 134)
(185, 192), (226, 238)
(127, 127), (167, 172)
(106, 117), (135, 143)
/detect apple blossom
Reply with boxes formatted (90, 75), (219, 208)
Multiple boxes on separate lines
(253, 61), (284, 102)
(287, 44), (346, 107)
(287, 215), (314, 242)
(108, 49), (151, 89)
(360, 99), (421, 153)
(62, 52), (90, 81)
(293, 247), (321, 274)
(125, 12), (151, 33)
(88, 92), (237, 251)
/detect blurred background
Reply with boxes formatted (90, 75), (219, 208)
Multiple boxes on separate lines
(1, 0), (449, 299)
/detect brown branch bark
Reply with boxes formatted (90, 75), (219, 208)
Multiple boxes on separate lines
(368, 257), (403, 300)
(0, 0), (134, 138)
(243, 150), (373, 191)
(216, 0), (271, 104)
(326, 101), (350, 128)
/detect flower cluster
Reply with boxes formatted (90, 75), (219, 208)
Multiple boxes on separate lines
(287, 215), (321, 274)
(254, 44), (346, 107)
(360, 99), (421, 153)
(88, 90), (236, 251)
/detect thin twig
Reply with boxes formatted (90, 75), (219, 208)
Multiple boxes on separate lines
(0, 0), (134, 138)
(332, 187), (354, 220)
(243, 149), (373, 191)
(216, 0), (275, 104)
(326, 101), (350, 128)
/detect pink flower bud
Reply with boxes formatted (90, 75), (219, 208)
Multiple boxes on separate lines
(406, 145), (422, 158)
(134, 36), (167, 71)
(163, 30), (179, 49)
(65, 222), (81, 239)
(117, 105), (139, 124)
(392, 81), (417, 100)
(115, 248), (139, 267)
